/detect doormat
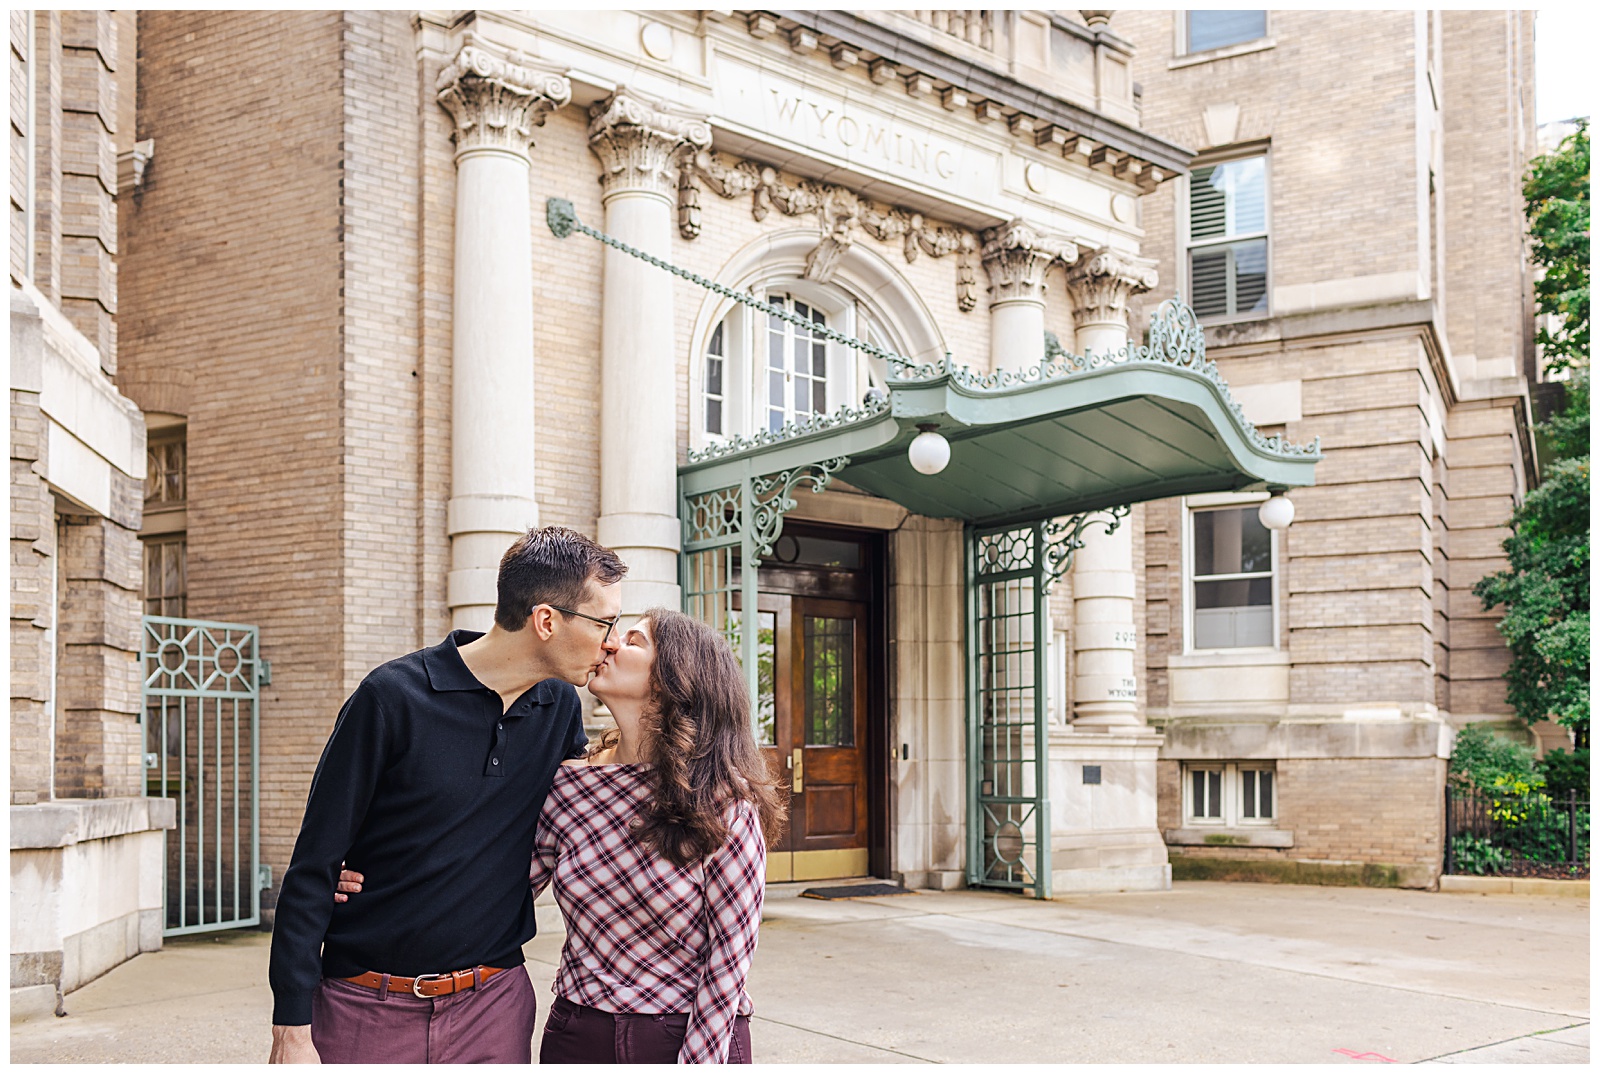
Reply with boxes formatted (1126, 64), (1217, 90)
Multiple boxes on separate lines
(799, 883), (913, 900)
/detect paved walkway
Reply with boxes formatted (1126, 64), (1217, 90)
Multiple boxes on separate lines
(11, 881), (1589, 1064)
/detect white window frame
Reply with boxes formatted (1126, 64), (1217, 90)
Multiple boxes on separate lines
(691, 280), (893, 451)
(1182, 493), (1280, 654)
(1182, 761), (1277, 827)
(1181, 146), (1272, 325)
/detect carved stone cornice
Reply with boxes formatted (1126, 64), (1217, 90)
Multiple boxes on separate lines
(436, 41), (571, 162)
(1062, 247), (1161, 330)
(979, 219), (1080, 306)
(588, 89), (712, 201)
(680, 151), (979, 309)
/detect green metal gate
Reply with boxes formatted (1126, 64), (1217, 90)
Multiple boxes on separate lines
(966, 509), (1128, 899)
(967, 523), (1051, 897)
(141, 616), (265, 936)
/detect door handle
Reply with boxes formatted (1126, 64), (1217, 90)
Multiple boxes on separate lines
(791, 747), (803, 793)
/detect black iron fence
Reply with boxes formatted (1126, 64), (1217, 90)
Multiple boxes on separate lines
(1445, 785), (1590, 878)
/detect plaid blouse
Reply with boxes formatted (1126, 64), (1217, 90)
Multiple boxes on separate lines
(531, 762), (766, 1064)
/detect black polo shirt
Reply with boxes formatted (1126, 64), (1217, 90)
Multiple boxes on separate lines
(268, 630), (586, 1025)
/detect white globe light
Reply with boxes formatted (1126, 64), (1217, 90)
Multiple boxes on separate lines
(1258, 493), (1295, 531)
(908, 427), (951, 475)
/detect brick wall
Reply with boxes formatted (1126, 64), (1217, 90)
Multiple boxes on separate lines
(1441, 11), (1537, 380)
(339, 11), (423, 684)
(119, 10), (348, 902)
(53, 507), (143, 798)
(57, 10), (120, 370)
(1440, 401), (1523, 717)
(1161, 757), (1446, 877)
(10, 376), (55, 803)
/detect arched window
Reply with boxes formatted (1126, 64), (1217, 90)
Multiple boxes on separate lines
(698, 280), (894, 444)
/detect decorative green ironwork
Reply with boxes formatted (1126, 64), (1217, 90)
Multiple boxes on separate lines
(678, 460), (849, 718)
(750, 458), (848, 556)
(688, 398), (889, 464)
(967, 522), (1052, 898)
(1042, 505), (1131, 593)
(141, 616), (263, 937)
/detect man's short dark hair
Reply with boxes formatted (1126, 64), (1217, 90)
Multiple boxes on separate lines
(495, 526), (628, 632)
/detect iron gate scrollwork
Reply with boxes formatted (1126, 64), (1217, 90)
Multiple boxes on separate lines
(141, 616), (264, 936)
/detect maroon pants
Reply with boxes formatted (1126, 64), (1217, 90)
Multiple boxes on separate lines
(539, 995), (753, 1064)
(310, 966), (537, 1063)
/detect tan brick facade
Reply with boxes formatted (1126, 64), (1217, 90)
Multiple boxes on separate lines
(1116, 10), (1536, 887)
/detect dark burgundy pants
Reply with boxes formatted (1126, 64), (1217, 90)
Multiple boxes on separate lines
(310, 965), (537, 1063)
(539, 995), (753, 1064)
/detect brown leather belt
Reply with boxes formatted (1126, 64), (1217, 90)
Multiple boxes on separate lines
(343, 965), (506, 999)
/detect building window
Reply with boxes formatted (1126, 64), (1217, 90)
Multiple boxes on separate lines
(1184, 763), (1276, 825)
(764, 293), (831, 434)
(1188, 155), (1268, 320)
(146, 435), (187, 506)
(698, 284), (890, 446)
(141, 424), (188, 617)
(1190, 503), (1275, 649)
(704, 321), (726, 436)
(143, 537), (187, 617)
(1185, 10), (1267, 54)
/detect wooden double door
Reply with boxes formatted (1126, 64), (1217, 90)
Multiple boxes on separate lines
(750, 526), (884, 882)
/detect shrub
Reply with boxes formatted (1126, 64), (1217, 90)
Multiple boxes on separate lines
(1448, 723), (1538, 792)
(1537, 748), (1590, 802)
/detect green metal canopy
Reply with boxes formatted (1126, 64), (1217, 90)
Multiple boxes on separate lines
(678, 312), (1319, 525)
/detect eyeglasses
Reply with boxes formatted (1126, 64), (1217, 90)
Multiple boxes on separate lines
(543, 605), (621, 644)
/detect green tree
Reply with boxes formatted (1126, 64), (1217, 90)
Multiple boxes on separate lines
(1474, 121), (1591, 747)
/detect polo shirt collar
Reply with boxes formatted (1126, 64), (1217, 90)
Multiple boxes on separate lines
(422, 629), (560, 705)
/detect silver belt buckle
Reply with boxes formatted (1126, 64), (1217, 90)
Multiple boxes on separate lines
(412, 972), (450, 998)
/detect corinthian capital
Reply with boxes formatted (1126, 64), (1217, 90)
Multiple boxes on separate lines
(980, 219), (1080, 306)
(589, 89), (713, 201)
(436, 42), (572, 162)
(1062, 247), (1160, 330)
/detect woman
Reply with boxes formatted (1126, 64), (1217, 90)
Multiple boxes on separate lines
(339, 608), (784, 1064)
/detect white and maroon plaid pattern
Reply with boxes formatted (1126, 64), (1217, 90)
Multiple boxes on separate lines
(532, 763), (766, 1065)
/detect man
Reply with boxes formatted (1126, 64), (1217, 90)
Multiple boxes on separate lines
(268, 526), (627, 1063)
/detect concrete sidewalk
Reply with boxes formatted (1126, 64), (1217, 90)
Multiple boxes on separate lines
(10, 881), (1589, 1064)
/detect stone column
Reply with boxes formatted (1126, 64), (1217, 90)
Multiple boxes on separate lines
(436, 44), (570, 629)
(588, 90), (711, 615)
(980, 219), (1078, 372)
(1063, 248), (1159, 728)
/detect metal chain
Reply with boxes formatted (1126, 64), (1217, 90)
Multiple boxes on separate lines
(547, 198), (916, 371)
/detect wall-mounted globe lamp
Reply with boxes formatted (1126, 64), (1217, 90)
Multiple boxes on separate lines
(1258, 490), (1295, 531)
(908, 423), (951, 475)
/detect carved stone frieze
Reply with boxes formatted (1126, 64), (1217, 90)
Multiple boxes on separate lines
(979, 219), (1080, 306)
(436, 40), (571, 161)
(1062, 247), (1161, 330)
(588, 89), (712, 201)
(679, 151), (979, 310)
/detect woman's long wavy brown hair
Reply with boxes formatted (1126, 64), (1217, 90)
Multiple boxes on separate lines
(604, 607), (787, 868)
